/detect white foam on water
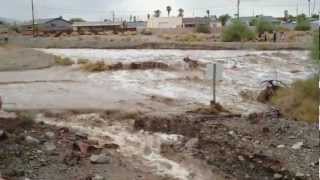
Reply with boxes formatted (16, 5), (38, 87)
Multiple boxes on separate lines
(35, 113), (192, 180)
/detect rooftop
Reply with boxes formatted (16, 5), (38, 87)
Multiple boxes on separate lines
(21, 17), (69, 26)
(72, 21), (121, 27)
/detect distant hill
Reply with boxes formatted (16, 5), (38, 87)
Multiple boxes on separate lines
(0, 17), (20, 24)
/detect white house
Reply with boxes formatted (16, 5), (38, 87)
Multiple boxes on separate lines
(147, 17), (183, 29)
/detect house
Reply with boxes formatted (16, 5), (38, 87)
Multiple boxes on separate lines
(240, 16), (281, 26)
(182, 17), (221, 28)
(126, 21), (147, 31)
(182, 17), (210, 28)
(72, 21), (122, 34)
(20, 17), (72, 35)
(147, 17), (182, 29)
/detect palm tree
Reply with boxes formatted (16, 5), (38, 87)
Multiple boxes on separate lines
(218, 14), (231, 26)
(166, 6), (172, 17)
(154, 10), (161, 18)
(178, 8), (184, 17)
(206, 10), (210, 18)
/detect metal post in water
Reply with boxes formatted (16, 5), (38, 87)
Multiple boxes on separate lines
(212, 64), (216, 105)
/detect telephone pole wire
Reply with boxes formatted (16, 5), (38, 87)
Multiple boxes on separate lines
(31, 0), (35, 37)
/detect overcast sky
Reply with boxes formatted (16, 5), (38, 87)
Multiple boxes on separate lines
(1, 0), (319, 21)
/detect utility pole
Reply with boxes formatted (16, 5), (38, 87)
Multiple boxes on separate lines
(237, 0), (240, 19)
(112, 11), (115, 23)
(308, 0), (311, 17)
(31, 0), (35, 37)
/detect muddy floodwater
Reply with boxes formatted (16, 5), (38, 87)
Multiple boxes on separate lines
(0, 49), (315, 113)
(0, 49), (317, 180)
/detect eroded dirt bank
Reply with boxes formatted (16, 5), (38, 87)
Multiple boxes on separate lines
(1, 109), (317, 180)
(135, 111), (319, 180)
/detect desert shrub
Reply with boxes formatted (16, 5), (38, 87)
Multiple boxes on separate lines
(271, 76), (319, 123)
(255, 18), (274, 34)
(80, 61), (107, 72)
(55, 56), (74, 66)
(275, 26), (290, 32)
(16, 112), (36, 128)
(77, 59), (90, 64)
(177, 34), (204, 42)
(295, 14), (311, 31)
(195, 24), (211, 34)
(222, 20), (256, 42)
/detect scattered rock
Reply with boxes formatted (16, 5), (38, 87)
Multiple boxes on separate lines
(63, 151), (81, 166)
(295, 172), (305, 178)
(25, 136), (40, 144)
(273, 173), (283, 179)
(75, 131), (88, 139)
(0, 130), (7, 141)
(43, 142), (56, 152)
(184, 138), (199, 151)
(277, 145), (285, 148)
(238, 155), (245, 161)
(103, 143), (120, 149)
(45, 132), (55, 139)
(92, 174), (105, 180)
(90, 153), (112, 164)
(292, 142), (303, 150)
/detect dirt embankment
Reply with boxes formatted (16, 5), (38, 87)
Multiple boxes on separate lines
(0, 111), (168, 180)
(7, 35), (308, 50)
(0, 47), (56, 71)
(135, 111), (319, 180)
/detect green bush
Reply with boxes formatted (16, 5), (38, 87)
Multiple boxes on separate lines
(255, 18), (274, 34)
(222, 20), (255, 42)
(295, 14), (311, 31)
(295, 21), (311, 31)
(195, 24), (211, 34)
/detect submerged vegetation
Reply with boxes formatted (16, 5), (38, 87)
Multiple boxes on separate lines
(80, 61), (107, 72)
(55, 56), (74, 66)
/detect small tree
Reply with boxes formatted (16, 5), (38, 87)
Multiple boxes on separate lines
(295, 14), (311, 31)
(166, 6), (172, 17)
(178, 8), (184, 17)
(222, 20), (256, 42)
(154, 10), (161, 18)
(218, 14), (231, 26)
(255, 18), (274, 34)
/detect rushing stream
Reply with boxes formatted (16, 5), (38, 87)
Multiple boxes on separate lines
(0, 49), (316, 180)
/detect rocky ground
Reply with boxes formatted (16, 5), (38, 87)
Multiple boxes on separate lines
(135, 109), (319, 180)
(0, 107), (318, 180)
(0, 111), (171, 180)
